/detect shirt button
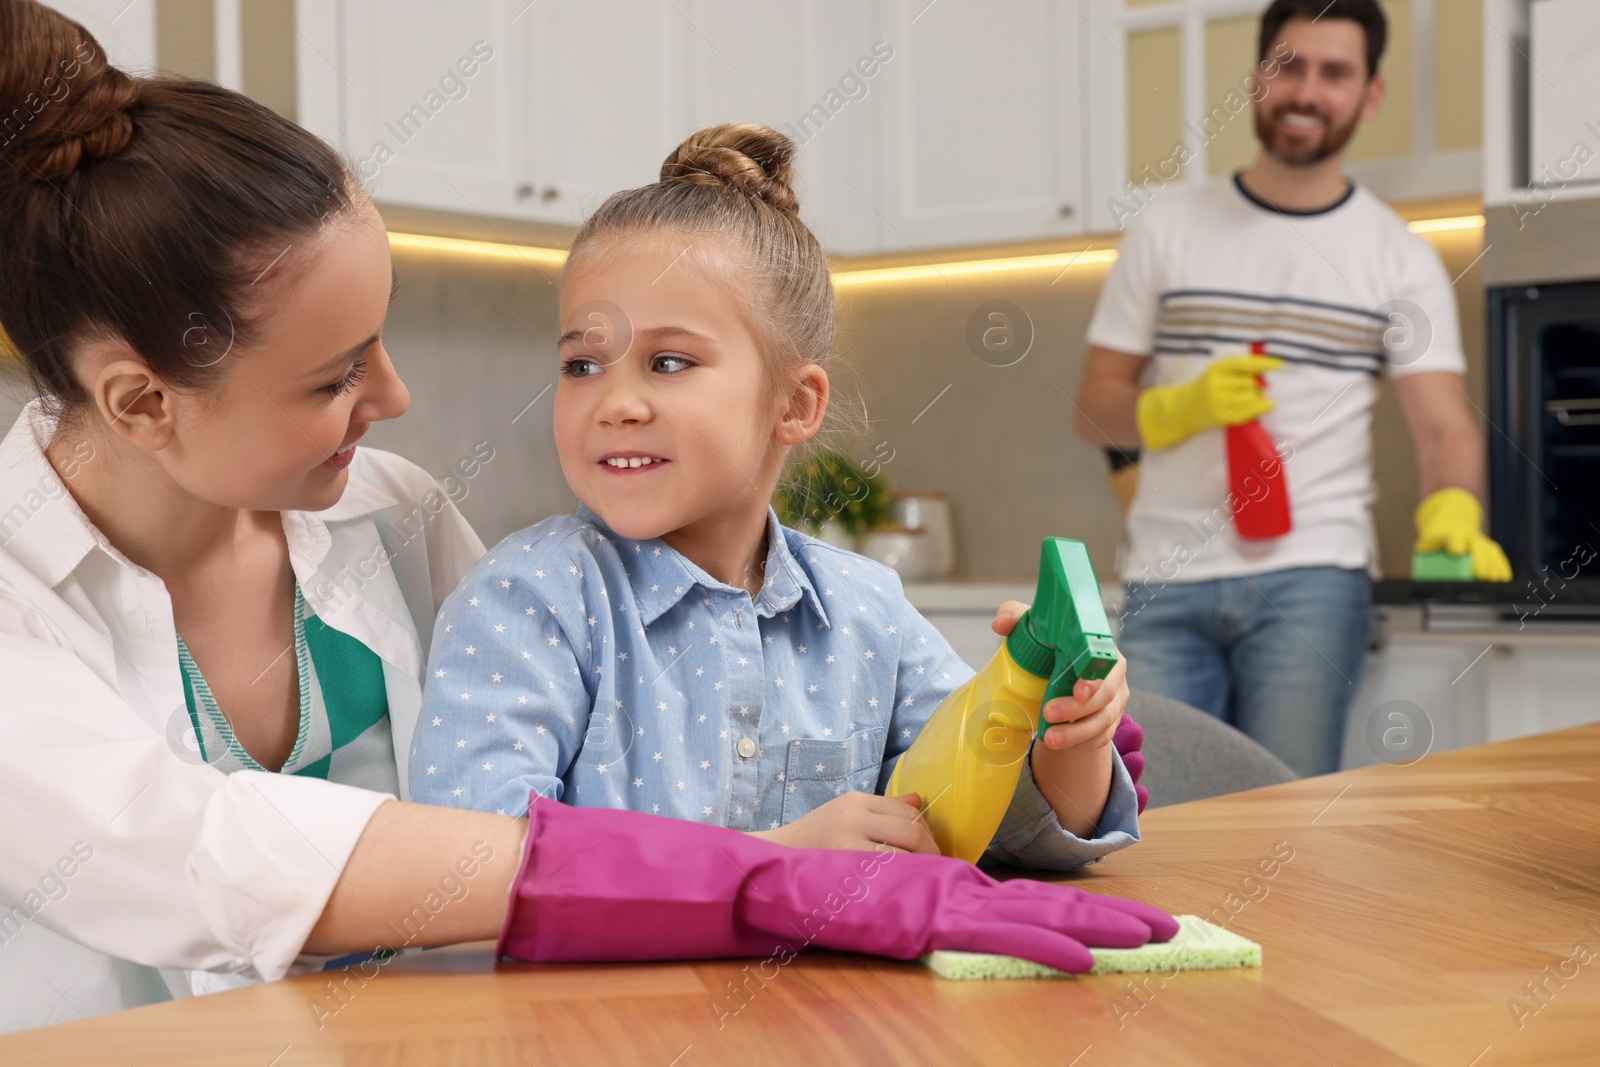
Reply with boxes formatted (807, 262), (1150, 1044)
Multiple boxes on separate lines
(737, 737), (757, 759)
(315, 581), (334, 601)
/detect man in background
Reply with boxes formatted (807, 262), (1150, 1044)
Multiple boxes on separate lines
(1074, 0), (1509, 777)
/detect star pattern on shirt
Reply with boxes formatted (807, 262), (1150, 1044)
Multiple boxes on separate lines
(408, 511), (1119, 870)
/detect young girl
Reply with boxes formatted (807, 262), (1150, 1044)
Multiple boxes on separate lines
(410, 123), (1143, 868)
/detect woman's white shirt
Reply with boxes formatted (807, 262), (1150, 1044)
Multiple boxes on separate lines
(0, 401), (485, 1034)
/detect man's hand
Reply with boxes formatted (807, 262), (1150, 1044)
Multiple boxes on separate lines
(1415, 487), (1512, 582)
(750, 791), (940, 854)
(1135, 354), (1283, 451)
(1393, 372), (1501, 579)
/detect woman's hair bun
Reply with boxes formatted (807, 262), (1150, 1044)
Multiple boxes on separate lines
(659, 122), (800, 217)
(1, 0), (138, 182)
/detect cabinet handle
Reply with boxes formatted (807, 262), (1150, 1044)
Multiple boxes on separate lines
(1059, 204), (1075, 219)
(515, 183), (535, 200)
(541, 186), (560, 202)
(1547, 398), (1600, 426)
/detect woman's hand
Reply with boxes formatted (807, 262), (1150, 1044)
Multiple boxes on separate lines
(750, 791), (940, 854)
(990, 601), (1127, 752)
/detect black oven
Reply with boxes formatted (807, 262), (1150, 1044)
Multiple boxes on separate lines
(1487, 281), (1600, 597)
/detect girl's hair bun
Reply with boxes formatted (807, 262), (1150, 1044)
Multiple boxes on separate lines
(0, 0), (139, 182)
(659, 122), (800, 217)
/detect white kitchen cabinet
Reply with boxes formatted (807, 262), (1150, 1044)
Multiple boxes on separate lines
(519, 0), (687, 225)
(665, 0), (1092, 253)
(517, 0), (886, 238)
(299, 0), (678, 226)
(329, 0), (530, 220)
(871, 0), (1086, 250)
(676, 0), (884, 254)
(1527, 0), (1600, 195)
(1338, 610), (1600, 771)
(295, 1), (1090, 250)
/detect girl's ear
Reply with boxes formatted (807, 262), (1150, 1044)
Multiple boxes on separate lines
(775, 364), (829, 446)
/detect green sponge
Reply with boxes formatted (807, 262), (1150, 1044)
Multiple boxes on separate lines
(1413, 550), (1475, 581)
(923, 915), (1260, 979)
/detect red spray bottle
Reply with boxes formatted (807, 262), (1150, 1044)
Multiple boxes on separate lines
(1227, 342), (1291, 539)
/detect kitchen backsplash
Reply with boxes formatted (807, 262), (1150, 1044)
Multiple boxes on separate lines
(0, 223), (1486, 580)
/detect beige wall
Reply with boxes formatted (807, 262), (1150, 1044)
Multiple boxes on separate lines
(240, 0), (297, 120)
(155, 0), (213, 81)
(0, 221), (1491, 580)
(1127, 25), (1186, 183)
(1203, 14), (1261, 177)
(1435, 0), (1484, 152)
(154, 0), (297, 119)
(1348, 0), (1415, 163)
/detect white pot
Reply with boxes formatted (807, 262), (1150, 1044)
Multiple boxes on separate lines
(860, 527), (938, 582)
(891, 493), (955, 578)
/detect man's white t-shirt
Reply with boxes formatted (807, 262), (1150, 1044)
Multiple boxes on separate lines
(1086, 175), (1467, 585)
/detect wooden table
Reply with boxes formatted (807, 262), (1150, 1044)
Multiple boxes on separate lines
(6, 724), (1599, 1065)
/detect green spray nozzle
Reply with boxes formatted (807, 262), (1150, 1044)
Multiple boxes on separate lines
(1003, 538), (1118, 738)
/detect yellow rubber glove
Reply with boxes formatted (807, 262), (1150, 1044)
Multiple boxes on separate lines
(1414, 488), (1512, 582)
(1135, 355), (1283, 451)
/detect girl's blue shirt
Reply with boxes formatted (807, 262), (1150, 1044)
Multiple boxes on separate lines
(410, 504), (1140, 869)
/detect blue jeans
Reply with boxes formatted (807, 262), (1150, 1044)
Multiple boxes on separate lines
(1118, 567), (1372, 778)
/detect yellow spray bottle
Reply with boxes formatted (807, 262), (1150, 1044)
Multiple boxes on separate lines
(887, 538), (1117, 863)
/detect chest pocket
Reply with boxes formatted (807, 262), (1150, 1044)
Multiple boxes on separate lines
(780, 727), (886, 824)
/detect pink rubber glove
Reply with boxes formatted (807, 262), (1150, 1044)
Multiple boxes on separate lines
(1114, 714), (1148, 814)
(498, 797), (1177, 973)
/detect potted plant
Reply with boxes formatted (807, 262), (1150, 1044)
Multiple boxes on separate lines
(775, 447), (892, 549)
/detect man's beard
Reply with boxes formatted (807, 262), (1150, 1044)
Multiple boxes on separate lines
(1254, 96), (1364, 167)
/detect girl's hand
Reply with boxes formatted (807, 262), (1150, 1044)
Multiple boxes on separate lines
(751, 791), (940, 854)
(1037, 656), (1127, 752)
(990, 600), (1128, 753)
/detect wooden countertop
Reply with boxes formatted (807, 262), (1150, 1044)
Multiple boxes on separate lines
(5, 724), (1599, 1065)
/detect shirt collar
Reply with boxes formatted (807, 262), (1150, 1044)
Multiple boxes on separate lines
(317, 468), (400, 523)
(574, 502), (830, 628)
(0, 401), (103, 587)
(279, 465), (399, 578)
(1, 399), (400, 587)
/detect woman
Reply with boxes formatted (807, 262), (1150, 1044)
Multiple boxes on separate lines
(0, 0), (1174, 1035)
